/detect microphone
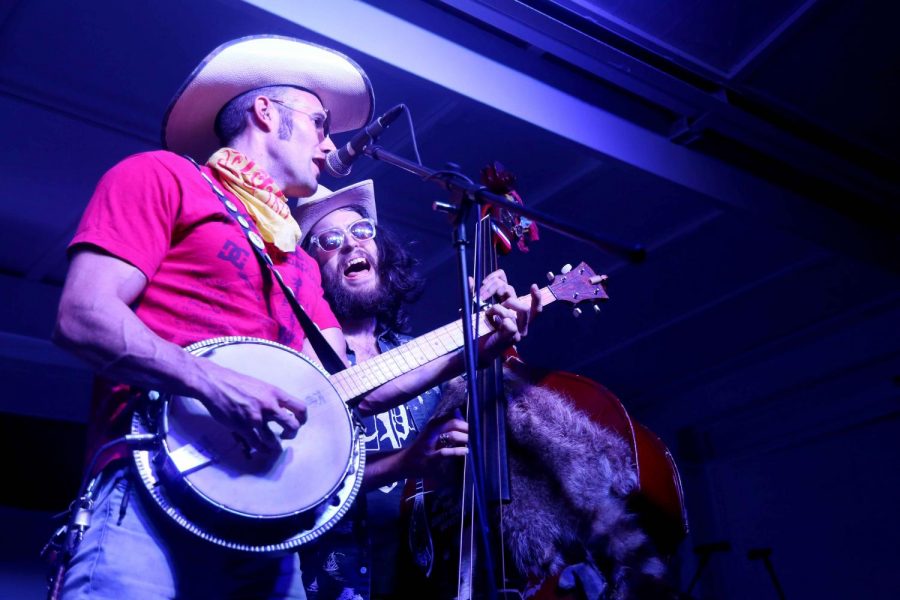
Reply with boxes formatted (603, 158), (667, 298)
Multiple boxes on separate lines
(325, 104), (404, 177)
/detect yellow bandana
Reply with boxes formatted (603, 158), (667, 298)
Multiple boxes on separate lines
(206, 148), (302, 252)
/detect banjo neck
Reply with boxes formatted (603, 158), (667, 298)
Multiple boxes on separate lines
(128, 262), (606, 554)
(329, 287), (557, 404)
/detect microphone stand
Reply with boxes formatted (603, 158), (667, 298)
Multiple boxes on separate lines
(748, 548), (787, 600)
(364, 146), (646, 261)
(686, 541), (732, 596)
(363, 145), (645, 599)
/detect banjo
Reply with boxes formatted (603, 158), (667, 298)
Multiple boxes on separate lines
(131, 263), (607, 553)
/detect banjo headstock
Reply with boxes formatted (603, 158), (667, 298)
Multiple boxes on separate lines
(546, 261), (609, 317)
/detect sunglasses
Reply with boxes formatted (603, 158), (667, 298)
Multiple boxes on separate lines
(269, 99), (331, 139)
(309, 218), (377, 252)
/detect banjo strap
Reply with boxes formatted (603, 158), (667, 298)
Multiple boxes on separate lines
(186, 155), (347, 375)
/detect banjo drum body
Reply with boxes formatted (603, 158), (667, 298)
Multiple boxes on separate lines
(132, 337), (365, 553)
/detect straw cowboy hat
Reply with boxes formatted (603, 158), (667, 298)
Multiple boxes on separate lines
(163, 35), (374, 160)
(293, 179), (376, 246)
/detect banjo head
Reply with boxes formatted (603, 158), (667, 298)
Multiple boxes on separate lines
(132, 337), (364, 553)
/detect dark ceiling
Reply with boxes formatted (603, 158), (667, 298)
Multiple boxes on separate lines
(0, 0), (898, 597)
(1, 0), (897, 473)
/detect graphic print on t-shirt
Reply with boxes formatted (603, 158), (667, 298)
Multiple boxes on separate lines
(361, 401), (422, 493)
(217, 239), (251, 269)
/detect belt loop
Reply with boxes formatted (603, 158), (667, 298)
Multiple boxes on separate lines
(116, 476), (133, 526)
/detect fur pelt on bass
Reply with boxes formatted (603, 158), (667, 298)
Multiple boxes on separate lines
(433, 372), (668, 599)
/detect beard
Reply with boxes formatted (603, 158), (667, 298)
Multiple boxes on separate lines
(321, 266), (392, 323)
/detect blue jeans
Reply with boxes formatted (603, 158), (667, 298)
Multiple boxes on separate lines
(60, 465), (305, 599)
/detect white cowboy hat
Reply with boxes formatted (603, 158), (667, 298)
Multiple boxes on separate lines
(293, 180), (376, 245)
(163, 35), (374, 160)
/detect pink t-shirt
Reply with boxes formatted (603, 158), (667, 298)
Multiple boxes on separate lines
(69, 150), (338, 464)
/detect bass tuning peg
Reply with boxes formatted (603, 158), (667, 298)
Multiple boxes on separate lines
(560, 263), (573, 274)
(573, 307), (582, 318)
(546, 271), (555, 282)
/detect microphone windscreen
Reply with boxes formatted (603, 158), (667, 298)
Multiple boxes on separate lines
(325, 151), (352, 178)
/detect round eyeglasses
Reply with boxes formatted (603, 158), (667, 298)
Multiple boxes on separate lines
(309, 218), (377, 253)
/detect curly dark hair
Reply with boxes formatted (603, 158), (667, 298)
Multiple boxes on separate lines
(304, 206), (425, 334)
(370, 223), (425, 333)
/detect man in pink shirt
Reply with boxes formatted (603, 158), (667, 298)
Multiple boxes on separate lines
(51, 36), (539, 599)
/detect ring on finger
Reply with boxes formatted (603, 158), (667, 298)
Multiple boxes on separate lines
(438, 433), (450, 448)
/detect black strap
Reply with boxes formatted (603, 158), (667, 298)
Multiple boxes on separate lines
(185, 156), (346, 375)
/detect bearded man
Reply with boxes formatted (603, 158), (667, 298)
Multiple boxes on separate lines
(293, 180), (528, 599)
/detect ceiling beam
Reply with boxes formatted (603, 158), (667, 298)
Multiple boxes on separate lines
(242, 0), (898, 271)
(434, 0), (897, 199)
(0, 332), (83, 369)
(727, 0), (823, 80)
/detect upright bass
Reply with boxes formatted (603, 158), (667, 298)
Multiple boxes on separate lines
(401, 163), (688, 599)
